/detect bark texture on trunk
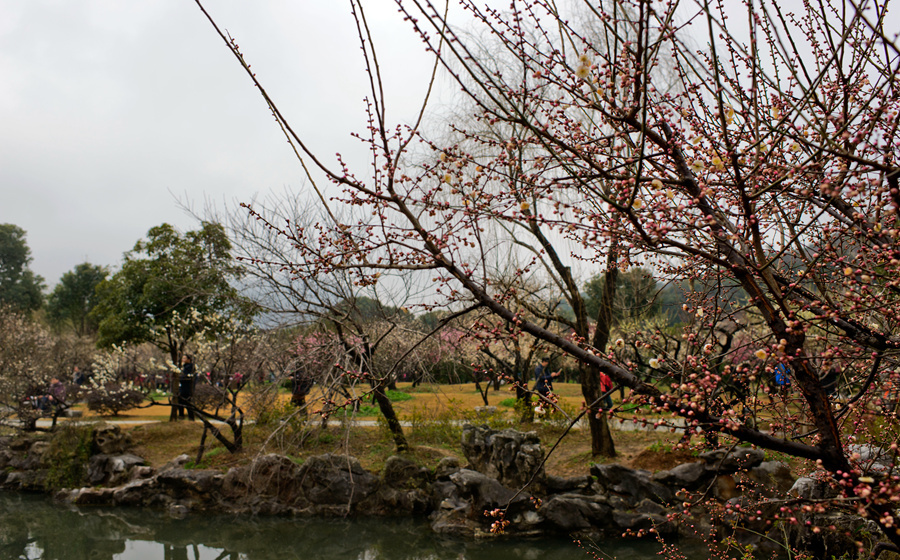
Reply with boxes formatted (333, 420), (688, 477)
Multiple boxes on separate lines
(373, 384), (409, 452)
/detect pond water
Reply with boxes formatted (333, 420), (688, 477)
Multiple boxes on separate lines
(0, 492), (713, 559)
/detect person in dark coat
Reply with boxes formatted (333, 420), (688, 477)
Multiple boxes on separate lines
(533, 357), (560, 399)
(72, 366), (86, 386)
(176, 354), (196, 421)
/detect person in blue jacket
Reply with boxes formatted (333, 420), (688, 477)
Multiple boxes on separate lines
(533, 357), (560, 399)
(774, 363), (791, 398)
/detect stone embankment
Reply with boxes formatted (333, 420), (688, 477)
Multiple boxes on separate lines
(0, 422), (880, 557)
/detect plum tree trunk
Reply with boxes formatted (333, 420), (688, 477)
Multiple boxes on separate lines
(372, 383), (408, 452)
(582, 365), (616, 457)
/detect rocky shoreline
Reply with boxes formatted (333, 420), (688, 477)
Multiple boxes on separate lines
(0, 422), (881, 558)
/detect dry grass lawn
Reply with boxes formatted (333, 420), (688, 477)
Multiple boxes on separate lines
(76, 381), (590, 422)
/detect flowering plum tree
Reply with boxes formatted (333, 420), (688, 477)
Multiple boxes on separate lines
(183, 319), (275, 461)
(196, 0), (900, 550)
(153, 311), (261, 453)
(460, 277), (572, 419)
(224, 198), (465, 452)
(0, 307), (57, 430)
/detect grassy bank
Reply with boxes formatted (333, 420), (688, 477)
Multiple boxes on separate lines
(56, 381), (736, 477)
(126, 416), (691, 478)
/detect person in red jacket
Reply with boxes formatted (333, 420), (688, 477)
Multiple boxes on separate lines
(599, 372), (614, 410)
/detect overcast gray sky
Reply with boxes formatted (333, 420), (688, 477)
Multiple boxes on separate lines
(5, 0), (894, 289)
(0, 0), (442, 286)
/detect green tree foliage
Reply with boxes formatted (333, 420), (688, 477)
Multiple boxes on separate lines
(331, 296), (409, 324)
(584, 268), (661, 325)
(0, 224), (44, 313)
(656, 281), (689, 324)
(46, 263), (108, 335)
(584, 269), (696, 326)
(92, 222), (249, 364)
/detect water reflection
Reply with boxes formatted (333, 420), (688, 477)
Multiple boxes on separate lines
(0, 492), (698, 559)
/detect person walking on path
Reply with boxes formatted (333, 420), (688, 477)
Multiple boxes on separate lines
(533, 357), (561, 401)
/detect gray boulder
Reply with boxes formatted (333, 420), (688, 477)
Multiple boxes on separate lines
(460, 425), (545, 489)
(539, 493), (613, 532)
(157, 468), (222, 496)
(91, 423), (133, 455)
(0, 448), (13, 470)
(634, 498), (670, 516)
(30, 441), (51, 459)
(612, 510), (676, 536)
(377, 456), (433, 515)
(65, 486), (117, 506)
(220, 453), (304, 513)
(792, 512), (882, 560)
(745, 461), (794, 495)
(8, 441), (49, 472)
(7, 436), (34, 452)
(699, 447), (765, 473)
(446, 468), (527, 513)
(382, 455), (431, 488)
(789, 476), (838, 500)
(296, 454), (380, 513)
(430, 469), (535, 537)
(591, 463), (674, 506)
(161, 454), (191, 471)
(3, 469), (46, 490)
(546, 474), (594, 495)
(111, 476), (164, 506)
(652, 461), (711, 491)
(87, 453), (146, 486)
(376, 485), (433, 515)
(430, 498), (479, 536)
(847, 444), (896, 476)
(434, 456), (461, 480)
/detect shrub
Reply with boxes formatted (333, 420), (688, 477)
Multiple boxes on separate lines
(185, 446), (227, 469)
(43, 424), (92, 490)
(408, 404), (463, 446)
(408, 398), (513, 446)
(405, 384), (440, 393)
(244, 385), (271, 417)
(649, 441), (674, 454)
(249, 391), (291, 426)
(192, 383), (227, 413)
(84, 384), (145, 416)
(356, 405), (380, 416)
(246, 388), (320, 451)
(537, 400), (582, 430)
